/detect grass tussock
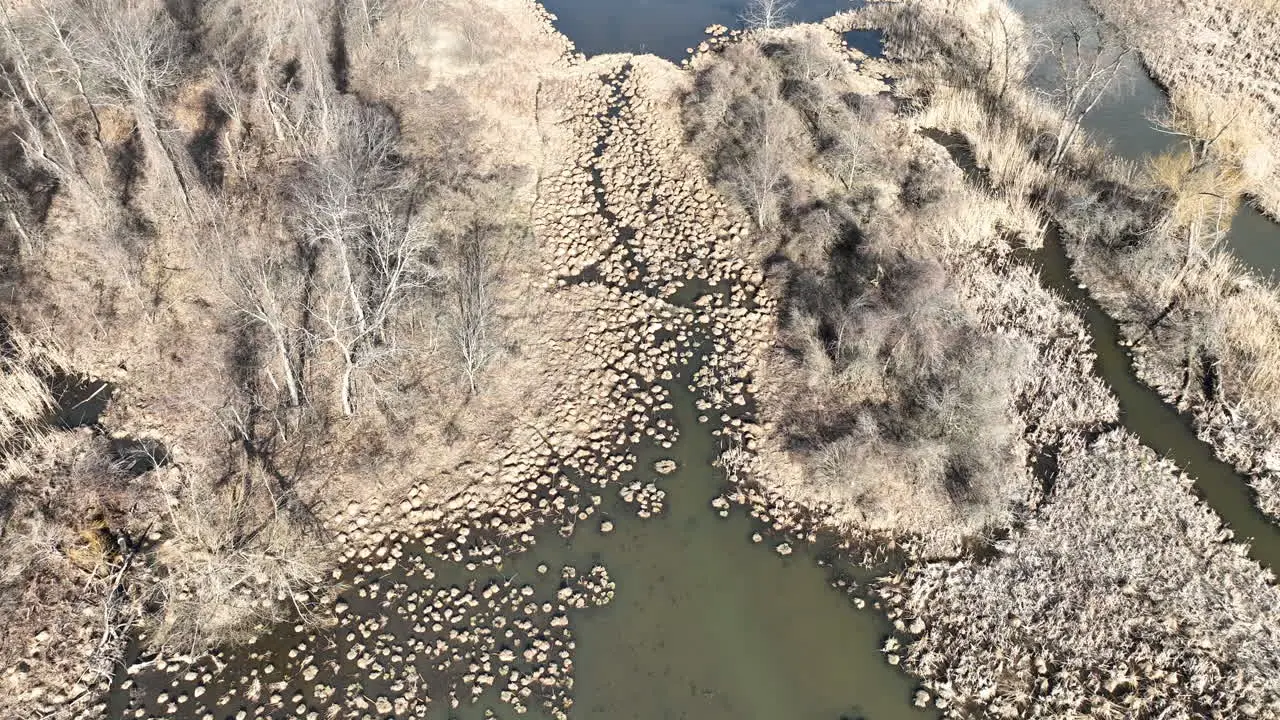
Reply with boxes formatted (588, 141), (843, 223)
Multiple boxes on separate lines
(883, 432), (1280, 718)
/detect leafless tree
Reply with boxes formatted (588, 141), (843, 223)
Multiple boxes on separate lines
(295, 100), (438, 415)
(1037, 11), (1134, 168)
(68, 0), (201, 212)
(975, 4), (1030, 103)
(741, 0), (795, 30)
(0, 7), (81, 185)
(232, 261), (306, 408)
(734, 98), (795, 230)
(450, 220), (500, 395)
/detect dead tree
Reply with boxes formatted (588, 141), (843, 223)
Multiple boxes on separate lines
(72, 0), (198, 211)
(734, 98), (794, 231)
(0, 7), (81, 185)
(295, 101), (437, 415)
(1038, 12), (1133, 168)
(233, 261), (305, 409)
(976, 4), (1029, 104)
(741, 0), (795, 30)
(450, 220), (499, 395)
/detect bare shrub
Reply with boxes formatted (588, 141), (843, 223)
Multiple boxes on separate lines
(146, 467), (326, 656)
(785, 258), (1032, 543)
(685, 30), (1035, 550)
(741, 0), (795, 31)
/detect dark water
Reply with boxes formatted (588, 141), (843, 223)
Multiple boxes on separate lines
(1227, 202), (1280, 280)
(109, 389), (933, 720)
(541, 0), (860, 60)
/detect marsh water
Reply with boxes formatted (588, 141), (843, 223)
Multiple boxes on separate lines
(110, 376), (934, 720)
(1000, 0), (1280, 568)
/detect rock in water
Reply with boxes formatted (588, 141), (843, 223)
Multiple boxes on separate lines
(653, 459), (677, 475)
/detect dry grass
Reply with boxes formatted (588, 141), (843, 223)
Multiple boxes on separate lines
(0, 0), (575, 712)
(861, 0), (1280, 517)
(883, 432), (1280, 718)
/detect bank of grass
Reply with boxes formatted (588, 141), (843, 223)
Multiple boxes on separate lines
(683, 24), (1113, 555)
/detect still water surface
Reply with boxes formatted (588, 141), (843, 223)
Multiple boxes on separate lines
(542, 0), (858, 60)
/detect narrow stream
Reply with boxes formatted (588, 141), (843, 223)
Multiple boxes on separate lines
(992, 0), (1280, 566)
(1033, 227), (1280, 569)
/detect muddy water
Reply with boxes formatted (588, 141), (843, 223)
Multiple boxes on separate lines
(108, 361), (934, 719)
(538, 389), (933, 720)
(110, 383), (933, 719)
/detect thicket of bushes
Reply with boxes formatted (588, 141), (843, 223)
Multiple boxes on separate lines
(0, 0), (549, 707)
(684, 29), (1034, 550)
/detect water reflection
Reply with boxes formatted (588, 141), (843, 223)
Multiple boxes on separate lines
(541, 0), (861, 60)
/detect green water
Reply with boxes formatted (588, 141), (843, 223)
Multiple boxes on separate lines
(108, 368), (935, 720)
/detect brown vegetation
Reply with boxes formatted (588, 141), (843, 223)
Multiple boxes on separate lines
(683, 25), (1113, 554)
(677, 3), (1280, 716)
(1092, 0), (1280, 218)
(851, 0), (1280, 519)
(882, 432), (1280, 718)
(0, 0), (571, 714)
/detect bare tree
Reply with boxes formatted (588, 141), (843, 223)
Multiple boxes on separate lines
(233, 261), (306, 408)
(975, 4), (1030, 104)
(450, 220), (499, 395)
(0, 7), (81, 184)
(741, 0), (795, 30)
(734, 98), (796, 230)
(1037, 11), (1134, 168)
(295, 101), (438, 415)
(71, 0), (199, 211)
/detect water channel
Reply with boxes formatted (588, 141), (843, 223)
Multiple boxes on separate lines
(1001, 0), (1280, 568)
(105, 2), (1280, 718)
